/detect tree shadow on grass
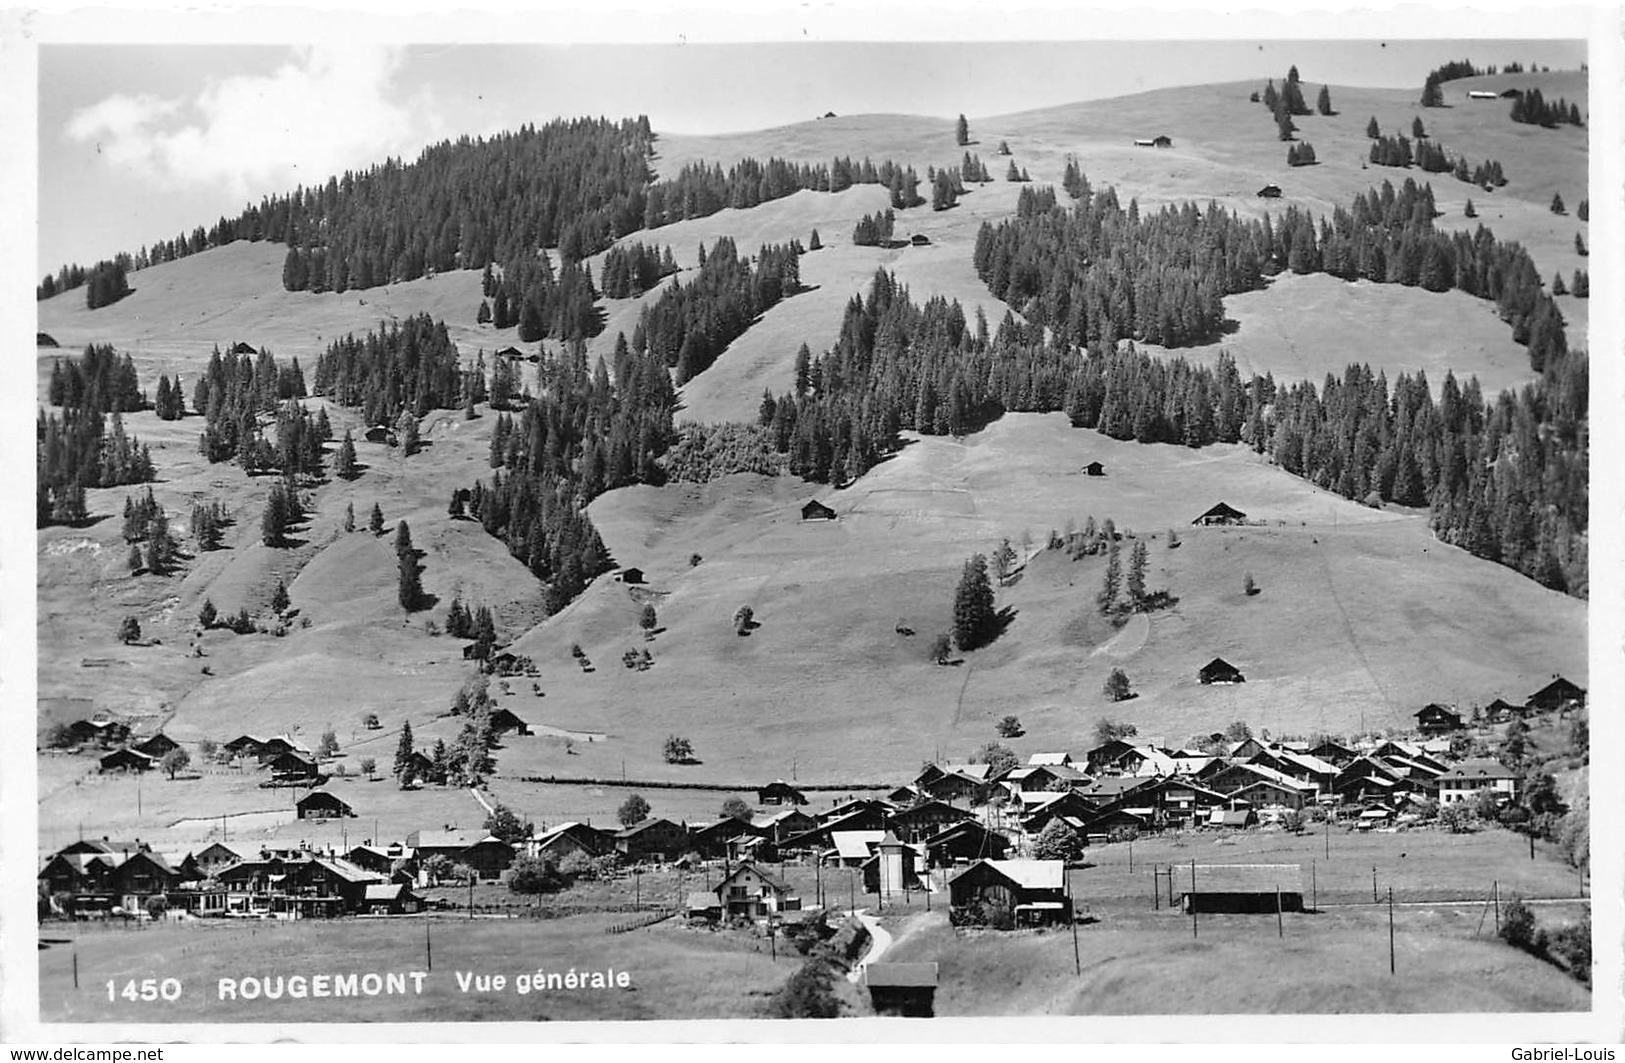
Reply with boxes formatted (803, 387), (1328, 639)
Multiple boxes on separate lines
(990, 606), (1018, 642)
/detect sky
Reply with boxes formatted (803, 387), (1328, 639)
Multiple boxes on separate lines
(34, 31), (1592, 277)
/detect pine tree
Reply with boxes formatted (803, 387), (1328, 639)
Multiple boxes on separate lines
(952, 553), (996, 651)
(342, 501), (355, 533)
(1127, 539), (1148, 608)
(1552, 272), (1567, 296)
(956, 113), (970, 146)
(1411, 116), (1426, 139)
(198, 598), (217, 628)
(1464, 198), (1477, 218)
(1574, 232), (1587, 257)
(369, 502), (384, 536)
(808, 229), (821, 251)
(271, 579), (290, 613)
(396, 521), (423, 610)
(260, 485), (287, 546)
(477, 300), (491, 325)
(1421, 78), (1444, 108)
(1099, 542), (1122, 615)
(1316, 85), (1333, 116)
(1550, 193), (1566, 215)
(394, 719), (415, 784)
(335, 430), (357, 479)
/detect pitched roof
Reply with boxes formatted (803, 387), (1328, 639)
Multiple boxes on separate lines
(1027, 752), (1072, 766)
(310, 857), (380, 883)
(686, 891), (721, 911)
(1438, 758), (1518, 783)
(616, 817), (680, 838)
(1194, 501), (1247, 522)
(717, 861), (789, 893)
(1180, 863), (1302, 892)
(830, 830), (886, 862)
(957, 859), (1064, 891)
(863, 963), (938, 988)
(409, 830), (482, 849)
(364, 883), (408, 901)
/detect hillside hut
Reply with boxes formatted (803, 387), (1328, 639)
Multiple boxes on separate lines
(487, 708), (531, 736)
(1198, 657), (1245, 685)
(1083, 461), (1106, 477)
(617, 567), (645, 584)
(757, 780), (807, 806)
(1192, 502), (1247, 526)
(1414, 703), (1464, 736)
(863, 963), (938, 1017)
(296, 790), (355, 820)
(230, 342), (257, 355)
(1175, 864), (1302, 913)
(801, 499), (837, 521)
(1499, 88), (1525, 98)
(496, 346), (525, 360)
(37, 332), (59, 347)
(268, 750), (319, 782)
(1481, 698), (1521, 724)
(1467, 90), (1500, 100)
(133, 733), (179, 758)
(1256, 184), (1283, 198)
(909, 234), (931, 247)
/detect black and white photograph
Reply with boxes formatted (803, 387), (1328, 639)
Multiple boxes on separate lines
(5, 2), (1618, 1044)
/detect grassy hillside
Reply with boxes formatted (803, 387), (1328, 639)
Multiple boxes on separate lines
(36, 73), (1588, 857)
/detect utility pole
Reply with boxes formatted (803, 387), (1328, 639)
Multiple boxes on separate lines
(1372, 865), (1378, 904)
(1276, 885), (1283, 938)
(1190, 860), (1198, 939)
(1069, 872), (1080, 976)
(467, 873), (473, 918)
(1311, 861), (1317, 913)
(1493, 880), (1500, 933)
(1387, 887), (1395, 974)
(1325, 815), (1330, 859)
(426, 920), (432, 971)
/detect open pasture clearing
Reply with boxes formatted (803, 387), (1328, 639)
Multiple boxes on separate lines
(37, 910), (840, 1024)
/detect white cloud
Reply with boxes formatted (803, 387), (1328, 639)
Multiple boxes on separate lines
(62, 46), (441, 199)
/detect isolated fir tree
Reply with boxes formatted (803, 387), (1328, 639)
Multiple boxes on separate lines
(1098, 542), (1122, 615)
(477, 300), (492, 325)
(1464, 198), (1477, 218)
(1552, 272), (1567, 296)
(342, 501), (355, 533)
(396, 521), (424, 611)
(369, 502), (385, 536)
(952, 553), (997, 651)
(394, 719), (415, 784)
(1103, 667), (1132, 702)
(335, 430), (357, 479)
(1550, 192), (1566, 215)
(198, 598), (217, 629)
(1574, 232), (1587, 257)
(1127, 539), (1148, 608)
(956, 113), (970, 146)
(808, 229), (822, 251)
(1316, 84), (1334, 115)
(260, 485), (287, 546)
(1412, 116), (1426, 139)
(271, 579), (290, 614)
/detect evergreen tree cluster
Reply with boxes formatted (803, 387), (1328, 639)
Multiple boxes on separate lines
(932, 166), (967, 209)
(1259, 68), (1313, 141)
(598, 241), (679, 298)
(1510, 89), (1583, 128)
(83, 260), (133, 310)
(1004, 160), (1031, 182)
(1421, 59), (1491, 106)
(46, 344), (146, 413)
(191, 343), (309, 466)
(37, 406), (153, 527)
(311, 313), (463, 423)
(1061, 160), (1091, 201)
(852, 209), (897, 247)
(645, 154), (925, 225)
(445, 597), (499, 656)
(1369, 134), (1415, 168)
(396, 520), (424, 610)
(483, 250), (603, 342)
(121, 487), (179, 574)
(633, 237), (802, 385)
(1286, 142), (1318, 167)
(960, 152), (991, 183)
(152, 374), (187, 420)
(260, 479), (305, 545)
(190, 499), (230, 550)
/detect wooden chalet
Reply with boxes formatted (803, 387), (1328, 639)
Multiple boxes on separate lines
(487, 708), (531, 736)
(1198, 657), (1245, 685)
(99, 747), (156, 773)
(1527, 676), (1585, 714)
(363, 882), (421, 914)
(617, 567), (645, 584)
(1082, 461), (1106, 477)
(268, 750), (319, 782)
(757, 780), (807, 806)
(529, 822), (616, 861)
(496, 346), (525, 360)
(909, 233), (931, 247)
(1248, 747), (1337, 794)
(296, 790), (355, 820)
(816, 797), (893, 825)
(922, 820), (1011, 867)
(132, 733), (179, 758)
(363, 425), (394, 445)
(1414, 703), (1464, 736)
(752, 809), (817, 844)
(1482, 698), (1522, 724)
(288, 856), (381, 915)
(111, 850), (182, 904)
(687, 817), (767, 860)
(714, 862), (801, 919)
(1256, 184), (1283, 198)
(1499, 88), (1525, 98)
(1021, 790), (1100, 835)
(886, 799), (973, 843)
(1083, 738), (1140, 776)
(800, 499), (837, 521)
(1308, 738), (1357, 766)
(863, 963), (938, 1017)
(1175, 864), (1302, 913)
(998, 763), (1087, 795)
(255, 736), (300, 763)
(194, 842), (247, 876)
(223, 734), (267, 760)
(38, 851), (120, 896)
(827, 830), (887, 867)
(346, 843), (417, 877)
(230, 341), (258, 355)
(1027, 752), (1074, 767)
(947, 859), (1070, 927)
(65, 718), (131, 748)
(914, 763), (995, 804)
(1192, 501), (1248, 525)
(615, 818), (688, 863)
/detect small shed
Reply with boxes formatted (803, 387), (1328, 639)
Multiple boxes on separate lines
(1176, 863), (1302, 913)
(488, 708), (531, 736)
(909, 234), (931, 247)
(1083, 461), (1105, 477)
(1499, 88), (1525, 98)
(132, 733), (179, 758)
(296, 790), (355, 820)
(1256, 184), (1283, 198)
(801, 499), (837, 521)
(1207, 808), (1257, 829)
(363, 425), (394, 445)
(617, 567), (645, 584)
(864, 963), (938, 1017)
(363, 882), (420, 914)
(1192, 502), (1247, 526)
(1467, 90), (1500, 100)
(1198, 657), (1245, 685)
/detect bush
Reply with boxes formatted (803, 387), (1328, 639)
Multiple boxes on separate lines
(1500, 897), (1538, 952)
(1032, 819), (1084, 862)
(119, 616), (142, 644)
(995, 714), (1024, 738)
(507, 855), (566, 895)
(663, 735), (695, 764)
(767, 958), (841, 1018)
(1546, 914), (1591, 985)
(1438, 802), (1474, 833)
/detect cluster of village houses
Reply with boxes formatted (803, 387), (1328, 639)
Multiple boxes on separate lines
(41, 674), (1583, 931)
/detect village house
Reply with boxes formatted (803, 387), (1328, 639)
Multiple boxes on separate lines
(714, 862), (801, 920)
(751, 808), (818, 844)
(800, 499), (837, 521)
(529, 822), (616, 862)
(687, 817), (767, 860)
(1438, 758), (1520, 806)
(346, 843), (417, 879)
(1308, 738), (1357, 766)
(1414, 703), (1465, 736)
(268, 749), (320, 783)
(66, 718), (131, 748)
(914, 763), (996, 805)
(997, 763), (1087, 796)
(408, 829), (516, 879)
(948, 859), (1070, 927)
(132, 733), (179, 759)
(1027, 752), (1074, 767)
(757, 780), (807, 806)
(614, 818), (688, 863)
(1021, 789), (1100, 835)
(886, 799), (973, 843)
(826, 830), (887, 868)
(487, 707), (531, 737)
(1527, 676), (1585, 714)
(223, 734), (267, 760)
(1482, 698), (1522, 724)
(194, 842), (247, 877)
(296, 790), (355, 820)
(254, 736), (301, 763)
(922, 820), (1011, 867)
(1193, 502), (1249, 525)
(98, 747), (156, 774)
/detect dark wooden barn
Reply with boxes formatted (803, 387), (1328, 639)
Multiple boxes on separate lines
(296, 790), (355, 820)
(801, 499), (837, 521)
(1083, 461), (1105, 477)
(98, 747), (155, 773)
(1192, 502), (1247, 526)
(1526, 676), (1585, 713)
(947, 859), (1070, 927)
(1175, 863), (1302, 914)
(757, 780), (807, 806)
(1256, 184), (1283, 198)
(1414, 703), (1464, 736)
(863, 963), (938, 1017)
(1198, 657), (1245, 685)
(133, 733), (179, 758)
